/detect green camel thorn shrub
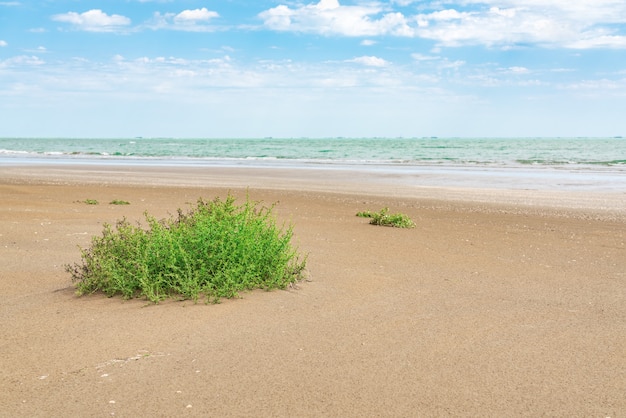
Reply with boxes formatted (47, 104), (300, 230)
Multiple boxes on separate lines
(66, 194), (307, 304)
(356, 207), (415, 228)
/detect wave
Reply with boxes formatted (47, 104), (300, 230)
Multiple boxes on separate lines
(516, 158), (625, 167)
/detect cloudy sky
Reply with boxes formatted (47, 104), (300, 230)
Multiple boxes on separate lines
(1, 0), (625, 138)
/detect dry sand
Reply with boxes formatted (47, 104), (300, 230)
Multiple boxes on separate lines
(1, 164), (625, 417)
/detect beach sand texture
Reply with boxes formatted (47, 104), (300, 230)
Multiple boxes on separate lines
(1, 165), (625, 417)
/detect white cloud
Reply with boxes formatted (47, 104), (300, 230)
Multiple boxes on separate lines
(22, 45), (47, 54)
(0, 40), (7, 47)
(507, 66), (530, 74)
(347, 56), (389, 67)
(360, 39), (376, 46)
(259, 0), (414, 37)
(317, 0), (340, 10)
(391, 0), (418, 5)
(258, 1), (626, 49)
(428, 9), (468, 21)
(148, 8), (220, 32)
(52, 9), (131, 32)
(410, 53), (465, 72)
(414, 7), (570, 47)
(471, 0), (626, 23)
(557, 77), (626, 98)
(414, 1), (626, 49)
(0, 52), (432, 102)
(562, 79), (622, 91)
(4, 46), (624, 137)
(174, 8), (219, 24)
(0, 55), (45, 68)
(438, 59), (465, 69)
(411, 53), (439, 61)
(567, 35), (626, 49)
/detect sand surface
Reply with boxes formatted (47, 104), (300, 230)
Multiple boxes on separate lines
(1, 164), (625, 417)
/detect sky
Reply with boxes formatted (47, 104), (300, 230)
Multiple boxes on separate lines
(1, 0), (625, 138)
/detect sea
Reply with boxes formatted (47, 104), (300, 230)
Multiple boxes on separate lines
(1, 137), (625, 192)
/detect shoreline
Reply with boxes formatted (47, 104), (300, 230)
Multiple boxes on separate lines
(1, 164), (625, 416)
(2, 163), (625, 221)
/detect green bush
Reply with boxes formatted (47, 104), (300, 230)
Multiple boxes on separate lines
(66, 194), (307, 303)
(356, 207), (415, 228)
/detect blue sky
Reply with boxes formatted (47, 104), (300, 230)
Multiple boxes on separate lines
(1, 0), (625, 138)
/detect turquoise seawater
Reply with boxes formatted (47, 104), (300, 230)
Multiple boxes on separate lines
(1, 137), (625, 168)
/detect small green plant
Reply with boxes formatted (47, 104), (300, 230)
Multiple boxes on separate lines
(66, 194), (307, 304)
(83, 199), (99, 205)
(109, 200), (130, 205)
(356, 207), (415, 228)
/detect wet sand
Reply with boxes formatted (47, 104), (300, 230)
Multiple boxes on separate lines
(1, 164), (625, 416)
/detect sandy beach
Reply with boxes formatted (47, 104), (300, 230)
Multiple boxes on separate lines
(1, 164), (625, 417)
